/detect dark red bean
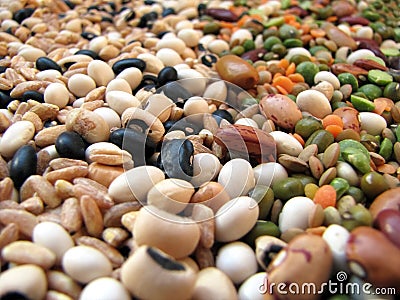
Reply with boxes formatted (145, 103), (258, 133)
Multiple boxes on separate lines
(356, 38), (388, 64)
(241, 49), (267, 62)
(205, 8), (239, 22)
(339, 16), (370, 26)
(375, 209), (400, 248)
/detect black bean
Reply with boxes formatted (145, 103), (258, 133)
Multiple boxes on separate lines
(0, 66), (7, 74)
(0, 292), (30, 300)
(157, 31), (171, 39)
(81, 32), (98, 40)
(74, 49), (99, 59)
(162, 8), (176, 17)
(212, 109), (234, 124)
(137, 11), (157, 28)
(10, 145), (37, 189)
(157, 67), (178, 87)
(125, 119), (149, 133)
(109, 128), (155, 166)
(168, 119), (201, 135)
(101, 16), (113, 23)
(141, 74), (158, 87)
(21, 90), (44, 103)
(157, 81), (192, 106)
(0, 91), (12, 109)
(35, 57), (62, 73)
(107, 2), (116, 11)
(144, 0), (156, 4)
(112, 58), (146, 74)
(44, 120), (59, 128)
(55, 131), (87, 160)
(63, 0), (75, 9)
(13, 8), (35, 24)
(161, 139), (194, 181)
(198, 3), (207, 16)
(88, 5), (100, 11)
(163, 120), (176, 132)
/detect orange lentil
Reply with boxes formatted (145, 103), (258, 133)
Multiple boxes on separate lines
(325, 124), (343, 138)
(322, 114), (344, 129)
(288, 73), (305, 83)
(272, 76), (294, 93)
(292, 133), (305, 146)
(219, 21), (235, 29)
(301, 24), (311, 34)
(373, 99), (387, 115)
(288, 21), (301, 29)
(283, 14), (297, 24)
(278, 59), (290, 69)
(273, 72), (284, 80)
(285, 62), (296, 76)
(313, 185), (337, 209)
(310, 28), (326, 38)
(237, 15), (250, 27)
(300, 34), (313, 45)
(275, 85), (289, 95)
(256, 65), (267, 72)
(326, 16), (338, 22)
(374, 98), (393, 114)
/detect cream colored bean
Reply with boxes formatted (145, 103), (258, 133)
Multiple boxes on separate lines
(106, 78), (132, 94)
(116, 67), (143, 91)
(93, 107), (121, 129)
(177, 29), (200, 47)
(207, 40), (230, 55)
(62, 246), (112, 284)
(105, 91), (141, 115)
(87, 60), (115, 86)
(137, 53), (165, 74)
(68, 74), (96, 97)
(156, 48), (184, 67)
(144, 94), (174, 122)
(156, 37), (186, 54)
(0, 120), (35, 158)
(44, 82), (70, 109)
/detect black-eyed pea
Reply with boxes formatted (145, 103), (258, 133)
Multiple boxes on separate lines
(134, 206), (200, 259)
(121, 245), (196, 300)
(0, 264), (47, 300)
(267, 234), (333, 300)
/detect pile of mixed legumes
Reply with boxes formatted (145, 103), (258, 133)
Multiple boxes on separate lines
(0, 0), (399, 299)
